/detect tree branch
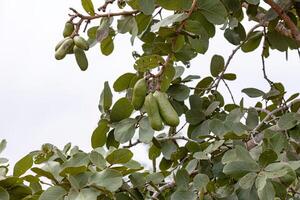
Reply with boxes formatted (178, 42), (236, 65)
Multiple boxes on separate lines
(264, 0), (300, 42)
(152, 182), (176, 199)
(210, 24), (261, 91)
(246, 99), (300, 150)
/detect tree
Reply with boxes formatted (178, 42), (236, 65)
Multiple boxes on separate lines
(1, 0), (300, 199)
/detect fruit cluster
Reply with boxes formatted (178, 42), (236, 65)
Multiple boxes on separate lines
(132, 78), (180, 131)
(55, 22), (89, 71)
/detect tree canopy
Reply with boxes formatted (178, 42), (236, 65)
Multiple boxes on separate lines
(1, 0), (300, 199)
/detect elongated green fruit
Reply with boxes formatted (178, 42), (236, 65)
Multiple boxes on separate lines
(55, 38), (67, 51)
(63, 22), (74, 38)
(144, 93), (164, 131)
(55, 38), (74, 60)
(153, 91), (179, 127)
(74, 46), (88, 71)
(132, 78), (147, 110)
(74, 36), (89, 50)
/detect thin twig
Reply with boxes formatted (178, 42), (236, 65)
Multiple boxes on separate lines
(222, 79), (236, 104)
(123, 140), (141, 148)
(209, 24), (261, 91)
(157, 136), (198, 143)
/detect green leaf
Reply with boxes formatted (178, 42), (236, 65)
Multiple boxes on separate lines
(168, 84), (190, 101)
(238, 172), (257, 190)
(106, 149), (133, 164)
(90, 151), (106, 170)
(96, 17), (112, 42)
(117, 16), (136, 34)
(156, 0), (193, 10)
(137, 0), (155, 15)
(112, 118), (136, 143)
(185, 110), (205, 125)
(205, 101), (220, 116)
(110, 97), (134, 122)
(222, 145), (256, 164)
(160, 65), (176, 92)
(139, 117), (155, 143)
(223, 73), (237, 81)
(39, 186), (67, 200)
(257, 181), (275, 200)
(0, 140), (7, 154)
(259, 149), (278, 166)
(223, 161), (260, 178)
(67, 188), (99, 200)
(241, 31), (263, 52)
(175, 169), (190, 190)
(278, 112), (299, 130)
(198, 0), (227, 25)
(13, 154), (33, 177)
(161, 141), (177, 160)
(134, 55), (165, 72)
(113, 73), (136, 92)
(91, 119), (109, 148)
(146, 172), (164, 184)
(99, 81), (113, 113)
(101, 36), (114, 56)
(210, 55), (224, 77)
(242, 88), (265, 98)
(246, 108), (259, 129)
(171, 190), (197, 200)
(193, 174), (209, 190)
(0, 186), (9, 200)
(151, 13), (188, 32)
(81, 0), (95, 16)
(123, 160), (142, 169)
(209, 119), (226, 137)
(89, 169), (123, 192)
(173, 35), (186, 52)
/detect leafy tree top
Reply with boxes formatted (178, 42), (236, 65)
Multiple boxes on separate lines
(1, 0), (300, 199)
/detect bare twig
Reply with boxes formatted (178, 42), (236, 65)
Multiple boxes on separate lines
(209, 24), (261, 91)
(222, 79), (236, 104)
(123, 140), (141, 148)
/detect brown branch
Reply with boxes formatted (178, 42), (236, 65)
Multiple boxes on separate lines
(246, 99), (300, 150)
(210, 24), (261, 91)
(264, 0), (300, 42)
(222, 79), (236, 104)
(154, 0), (198, 87)
(70, 8), (139, 20)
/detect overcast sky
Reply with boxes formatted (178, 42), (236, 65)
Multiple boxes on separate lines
(0, 0), (299, 166)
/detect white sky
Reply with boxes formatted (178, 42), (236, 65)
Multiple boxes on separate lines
(0, 0), (299, 167)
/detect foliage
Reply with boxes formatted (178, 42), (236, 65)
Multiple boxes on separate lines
(2, 0), (300, 199)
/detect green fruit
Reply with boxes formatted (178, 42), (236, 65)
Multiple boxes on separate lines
(63, 22), (74, 38)
(132, 78), (147, 110)
(55, 38), (74, 60)
(153, 91), (180, 127)
(74, 46), (88, 71)
(74, 36), (89, 50)
(55, 38), (67, 51)
(144, 93), (164, 131)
